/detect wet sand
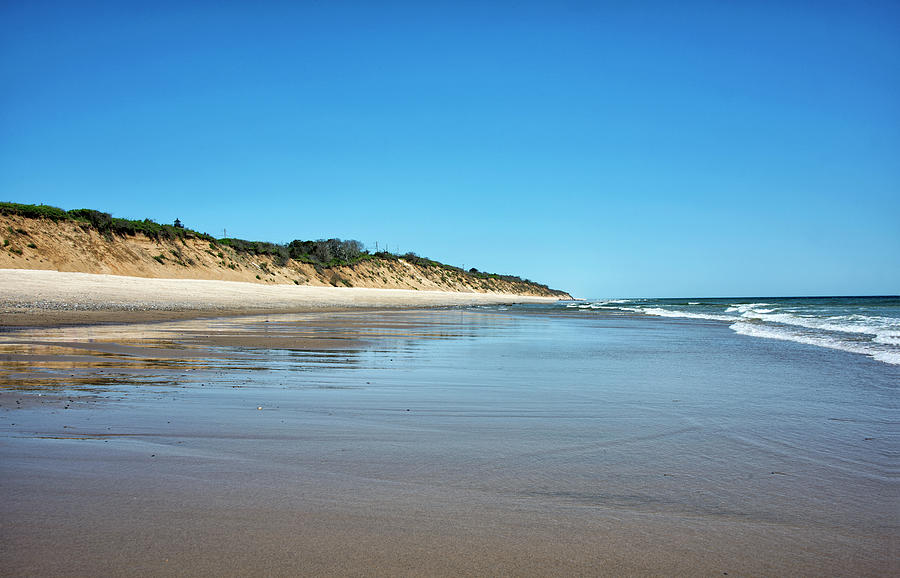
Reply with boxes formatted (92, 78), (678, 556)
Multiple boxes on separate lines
(1, 309), (896, 576)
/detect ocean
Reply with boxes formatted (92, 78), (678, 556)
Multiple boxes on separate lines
(560, 295), (900, 365)
(1, 299), (897, 574)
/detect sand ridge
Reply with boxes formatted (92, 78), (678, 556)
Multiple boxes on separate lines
(0, 213), (571, 298)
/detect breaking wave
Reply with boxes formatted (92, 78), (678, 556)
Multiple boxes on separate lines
(564, 297), (900, 366)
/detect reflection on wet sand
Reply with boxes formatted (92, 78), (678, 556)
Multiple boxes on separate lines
(0, 309), (502, 423)
(1, 308), (896, 576)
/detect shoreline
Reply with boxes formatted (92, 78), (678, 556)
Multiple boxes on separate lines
(0, 268), (564, 328)
(2, 306), (894, 576)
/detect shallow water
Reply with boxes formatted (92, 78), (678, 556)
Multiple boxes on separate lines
(1, 307), (897, 575)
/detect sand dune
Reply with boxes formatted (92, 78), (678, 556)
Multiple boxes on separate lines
(0, 212), (569, 298)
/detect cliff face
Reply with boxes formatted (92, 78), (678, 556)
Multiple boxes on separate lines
(0, 214), (571, 299)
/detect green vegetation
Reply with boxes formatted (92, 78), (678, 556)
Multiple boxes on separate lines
(394, 251), (550, 292)
(0, 203), (215, 243)
(0, 201), (567, 296)
(0, 202), (68, 221)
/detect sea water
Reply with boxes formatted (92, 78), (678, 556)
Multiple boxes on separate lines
(561, 295), (900, 365)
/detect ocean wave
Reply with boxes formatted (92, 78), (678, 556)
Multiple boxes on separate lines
(580, 303), (751, 322)
(567, 299), (634, 311)
(627, 307), (735, 322)
(729, 321), (900, 366)
(739, 311), (900, 341)
(593, 299), (632, 306)
(725, 303), (773, 314)
(561, 298), (900, 365)
(873, 333), (900, 346)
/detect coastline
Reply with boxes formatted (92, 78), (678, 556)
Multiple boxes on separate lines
(0, 211), (571, 300)
(2, 306), (895, 576)
(0, 268), (564, 328)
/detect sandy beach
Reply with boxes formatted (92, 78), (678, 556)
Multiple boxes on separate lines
(0, 269), (562, 327)
(1, 272), (896, 576)
(4, 0), (896, 573)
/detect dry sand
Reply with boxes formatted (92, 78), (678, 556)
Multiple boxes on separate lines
(0, 268), (562, 326)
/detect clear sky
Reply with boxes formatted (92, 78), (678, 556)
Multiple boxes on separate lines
(2, 0), (898, 298)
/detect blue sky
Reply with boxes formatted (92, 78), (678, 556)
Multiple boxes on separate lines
(2, 0), (897, 297)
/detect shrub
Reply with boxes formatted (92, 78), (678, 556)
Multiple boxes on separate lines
(288, 238), (364, 266)
(0, 202), (68, 220)
(68, 209), (112, 231)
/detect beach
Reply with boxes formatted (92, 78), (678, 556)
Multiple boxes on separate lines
(4, 0), (896, 573)
(1, 273), (897, 576)
(0, 269), (563, 327)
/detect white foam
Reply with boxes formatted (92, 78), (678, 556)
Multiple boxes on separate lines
(725, 303), (773, 314)
(730, 322), (900, 366)
(873, 332), (900, 346)
(588, 299), (632, 306)
(630, 307), (735, 322)
(586, 304), (736, 321)
(563, 297), (900, 366)
(740, 311), (900, 344)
